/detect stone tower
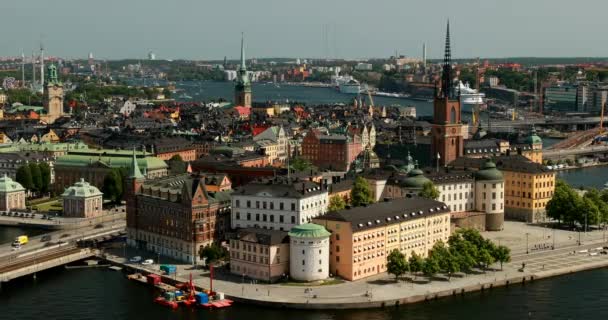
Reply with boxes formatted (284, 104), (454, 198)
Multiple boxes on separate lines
(234, 33), (252, 107)
(43, 64), (64, 123)
(431, 21), (464, 166)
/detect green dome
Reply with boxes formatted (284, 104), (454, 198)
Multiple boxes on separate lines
(401, 169), (431, 189)
(0, 175), (25, 193)
(288, 223), (331, 238)
(475, 161), (504, 181)
(525, 128), (542, 145)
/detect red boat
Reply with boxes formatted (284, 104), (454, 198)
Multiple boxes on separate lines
(154, 297), (178, 309)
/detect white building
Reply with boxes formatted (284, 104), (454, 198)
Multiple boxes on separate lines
(231, 179), (329, 231)
(120, 100), (138, 116)
(288, 223), (330, 281)
(253, 126), (288, 164)
(0, 174), (26, 211)
(61, 178), (104, 218)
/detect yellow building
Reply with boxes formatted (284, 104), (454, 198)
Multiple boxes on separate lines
(313, 197), (450, 281)
(497, 155), (555, 223)
(40, 129), (61, 143)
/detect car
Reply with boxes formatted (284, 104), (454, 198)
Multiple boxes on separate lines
(41, 235), (52, 242)
(578, 249), (589, 254)
(94, 223), (104, 229)
(141, 259), (154, 265)
(11, 245), (21, 251)
(60, 234), (69, 238)
(600, 250), (608, 255)
(129, 256), (142, 263)
(589, 252), (599, 256)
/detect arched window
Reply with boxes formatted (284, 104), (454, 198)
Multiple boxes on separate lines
(450, 106), (456, 123)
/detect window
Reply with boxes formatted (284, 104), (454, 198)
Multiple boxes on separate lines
(336, 234), (340, 241)
(247, 213), (251, 220)
(319, 260), (322, 265)
(270, 215), (274, 222)
(483, 192), (486, 200)
(263, 214), (267, 222)
(291, 203), (296, 211)
(482, 203), (486, 210)
(256, 201), (260, 209)
(279, 215), (284, 223)
(247, 200), (251, 208)
(336, 246), (340, 252)
(302, 260), (305, 266)
(336, 256), (340, 262)
(492, 204), (496, 211)
(236, 212), (240, 220)
(302, 250), (305, 255)
(492, 192), (496, 200)
(291, 216), (295, 224)
(263, 202), (267, 209)
(280, 202), (284, 210)
(255, 214), (260, 221)
(236, 200), (240, 207)
(270, 202), (274, 210)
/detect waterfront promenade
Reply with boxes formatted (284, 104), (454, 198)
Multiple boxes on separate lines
(103, 221), (608, 310)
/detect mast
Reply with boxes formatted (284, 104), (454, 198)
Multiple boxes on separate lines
(39, 42), (45, 86)
(21, 50), (25, 88)
(240, 32), (246, 71)
(31, 51), (36, 86)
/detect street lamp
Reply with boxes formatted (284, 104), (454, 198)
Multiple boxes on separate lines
(552, 228), (556, 250)
(526, 233), (530, 254)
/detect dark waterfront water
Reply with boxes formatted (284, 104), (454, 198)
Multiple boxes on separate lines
(1, 267), (607, 320)
(557, 166), (608, 189)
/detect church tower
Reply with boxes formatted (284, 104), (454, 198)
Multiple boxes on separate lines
(43, 64), (64, 123)
(125, 148), (145, 248)
(234, 33), (252, 107)
(431, 21), (465, 166)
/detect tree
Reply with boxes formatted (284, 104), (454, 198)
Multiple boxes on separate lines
(16, 165), (34, 191)
(102, 169), (123, 204)
(546, 180), (582, 226)
(583, 189), (608, 226)
(429, 241), (460, 280)
(408, 251), (424, 280)
(419, 182), (440, 200)
(39, 163), (51, 193)
(199, 244), (227, 265)
(386, 249), (408, 281)
(493, 245), (511, 270)
(350, 176), (374, 207)
(29, 163), (42, 193)
(444, 254), (461, 280)
(477, 248), (495, 270)
(422, 257), (440, 279)
(578, 196), (600, 227)
(328, 195), (346, 212)
(170, 154), (183, 162)
(290, 157), (312, 172)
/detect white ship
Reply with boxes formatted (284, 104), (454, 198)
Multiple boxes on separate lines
(455, 81), (485, 113)
(339, 79), (361, 94)
(332, 74), (361, 94)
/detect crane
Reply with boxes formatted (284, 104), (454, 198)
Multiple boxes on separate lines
(364, 84), (374, 116)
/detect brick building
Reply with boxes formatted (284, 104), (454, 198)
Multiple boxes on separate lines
(301, 129), (362, 172)
(125, 153), (231, 263)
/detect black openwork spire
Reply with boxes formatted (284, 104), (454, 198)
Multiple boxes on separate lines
(442, 20), (453, 98)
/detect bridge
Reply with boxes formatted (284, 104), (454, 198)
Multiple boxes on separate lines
(0, 224), (125, 284)
(480, 117), (602, 133)
(0, 209), (125, 230)
(543, 145), (608, 160)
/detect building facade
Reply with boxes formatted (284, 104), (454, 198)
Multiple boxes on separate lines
(61, 179), (104, 218)
(229, 228), (289, 282)
(0, 175), (26, 211)
(42, 64), (64, 124)
(231, 178), (328, 231)
(313, 197), (451, 281)
(301, 129), (362, 172)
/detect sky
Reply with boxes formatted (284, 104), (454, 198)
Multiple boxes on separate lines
(1, 0), (607, 60)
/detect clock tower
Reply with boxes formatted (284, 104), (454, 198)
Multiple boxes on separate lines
(431, 21), (465, 166)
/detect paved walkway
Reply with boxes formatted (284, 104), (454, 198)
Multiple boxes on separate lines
(104, 221), (608, 309)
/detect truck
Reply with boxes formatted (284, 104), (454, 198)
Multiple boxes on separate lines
(12, 235), (28, 246)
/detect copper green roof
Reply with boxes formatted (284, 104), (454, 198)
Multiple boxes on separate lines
(128, 149), (144, 179)
(401, 169), (431, 189)
(475, 160), (504, 181)
(0, 174), (25, 193)
(56, 150), (167, 171)
(62, 178), (103, 198)
(288, 223), (331, 238)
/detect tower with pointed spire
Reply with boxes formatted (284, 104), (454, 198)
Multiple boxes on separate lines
(125, 148), (145, 247)
(431, 20), (464, 166)
(234, 33), (252, 107)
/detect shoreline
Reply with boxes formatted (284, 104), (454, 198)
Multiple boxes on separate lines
(99, 239), (608, 310)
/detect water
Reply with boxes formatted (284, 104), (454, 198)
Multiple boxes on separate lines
(1, 266), (607, 320)
(557, 166), (608, 189)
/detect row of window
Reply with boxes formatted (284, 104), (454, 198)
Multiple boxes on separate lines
(235, 212), (297, 224)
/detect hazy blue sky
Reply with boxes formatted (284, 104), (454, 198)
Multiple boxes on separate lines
(1, 0), (606, 60)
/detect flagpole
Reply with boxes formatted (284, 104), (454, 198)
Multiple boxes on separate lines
(436, 152), (440, 173)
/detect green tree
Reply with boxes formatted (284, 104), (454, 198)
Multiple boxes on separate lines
(419, 182), (440, 200)
(477, 248), (495, 270)
(546, 180), (582, 226)
(493, 245), (511, 270)
(350, 176), (374, 207)
(408, 251), (424, 280)
(102, 169), (123, 204)
(386, 249), (408, 281)
(422, 257), (440, 279)
(29, 163), (42, 193)
(290, 157), (312, 172)
(16, 165), (34, 191)
(328, 195), (347, 212)
(578, 196), (600, 227)
(583, 189), (608, 226)
(199, 244), (227, 265)
(168, 154), (187, 174)
(39, 163), (51, 194)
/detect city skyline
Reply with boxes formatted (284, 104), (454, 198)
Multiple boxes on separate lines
(2, 0), (608, 60)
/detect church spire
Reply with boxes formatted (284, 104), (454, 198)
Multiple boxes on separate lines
(128, 148), (144, 180)
(240, 32), (246, 71)
(442, 20), (453, 99)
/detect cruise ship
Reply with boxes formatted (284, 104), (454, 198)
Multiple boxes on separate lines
(332, 74), (361, 94)
(455, 81), (485, 113)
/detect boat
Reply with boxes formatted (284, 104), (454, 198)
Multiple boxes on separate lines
(339, 79), (361, 94)
(154, 290), (179, 309)
(603, 182), (608, 190)
(455, 81), (486, 113)
(177, 93), (193, 100)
